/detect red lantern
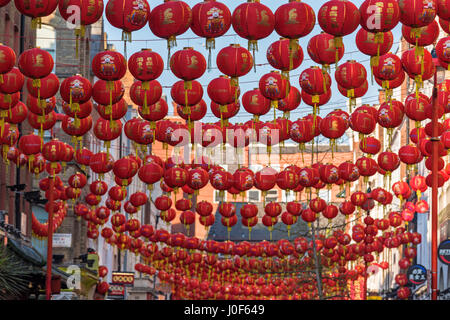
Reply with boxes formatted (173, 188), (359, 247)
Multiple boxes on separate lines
(208, 76), (241, 107)
(233, 167), (254, 194)
(191, 0), (232, 68)
(319, 115), (347, 155)
(170, 80), (203, 107)
(105, 0), (150, 40)
(187, 167), (209, 191)
(96, 99), (128, 122)
(402, 20), (439, 47)
(242, 88), (271, 121)
(401, 48), (434, 87)
(436, 36), (450, 68)
(356, 28), (394, 63)
(92, 79), (125, 106)
(359, 0), (400, 32)
(196, 200), (213, 217)
(26, 75), (58, 105)
(216, 44), (253, 86)
(93, 118), (122, 149)
(138, 98), (168, 123)
(148, 0), (192, 59)
(89, 152), (115, 178)
(308, 32), (345, 70)
(176, 100), (207, 122)
(180, 210), (195, 227)
(299, 66), (331, 97)
(318, 1), (360, 46)
(18, 48), (53, 81)
(399, 144), (422, 167)
(350, 110), (376, 138)
(440, 17), (450, 34)
(164, 166), (188, 189)
(0, 70), (24, 109)
(60, 74), (92, 106)
(130, 80), (162, 109)
(0, 45), (15, 76)
(301, 208), (316, 224)
(128, 49), (164, 82)
(399, 0), (437, 28)
(310, 197), (326, 213)
(405, 92), (430, 123)
(335, 60), (367, 103)
(92, 51), (127, 81)
(356, 157), (378, 179)
(259, 70), (289, 108)
(138, 162), (163, 191)
(231, 1), (275, 58)
(14, 0), (59, 28)
(170, 47), (206, 83)
(323, 205), (338, 222)
(59, 0), (104, 35)
(373, 53), (403, 85)
(338, 161), (360, 182)
(267, 38), (303, 75)
(397, 286), (411, 299)
(274, 1), (315, 40)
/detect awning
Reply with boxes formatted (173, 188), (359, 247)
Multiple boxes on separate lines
(7, 237), (46, 268)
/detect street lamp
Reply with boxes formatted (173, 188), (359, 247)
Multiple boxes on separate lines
(429, 49), (446, 301)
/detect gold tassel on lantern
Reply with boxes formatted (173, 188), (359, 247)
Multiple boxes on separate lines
(31, 17), (42, 29)
(167, 35), (177, 69)
(248, 40), (258, 72)
(74, 26), (85, 59)
(333, 37), (343, 66)
(206, 38), (215, 70)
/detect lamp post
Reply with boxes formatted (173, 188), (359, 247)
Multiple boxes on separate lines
(45, 176), (56, 300)
(430, 51), (446, 300)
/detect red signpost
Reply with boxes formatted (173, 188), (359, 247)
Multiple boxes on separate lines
(45, 176), (55, 300)
(431, 71), (439, 301)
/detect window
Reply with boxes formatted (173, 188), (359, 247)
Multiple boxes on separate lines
(318, 189), (330, 202)
(248, 190), (260, 202)
(282, 190), (296, 202)
(36, 25), (56, 72)
(213, 190), (226, 203)
(265, 190), (278, 203)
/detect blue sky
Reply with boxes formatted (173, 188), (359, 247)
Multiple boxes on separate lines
(103, 0), (403, 124)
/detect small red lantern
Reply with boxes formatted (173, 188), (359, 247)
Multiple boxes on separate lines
(258, 70), (289, 109)
(191, 0), (231, 68)
(308, 32), (345, 71)
(105, 0), (150, 41)
(231, 1), (275, 60)
(318, 0), (360, 50)
(399, 0), (437, 28)
(92, 50), (127, 81)
(216, 44), (253, 86)
(14, 0), (59, 28)
(242, 88), (271, 122)
(274, 1), (315, 40)
(148, 0), (192, 61)
(267, 38), (303, 77)
(0, 45), (16, 76)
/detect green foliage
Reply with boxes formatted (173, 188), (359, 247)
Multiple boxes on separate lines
(0, 245), (31, 300)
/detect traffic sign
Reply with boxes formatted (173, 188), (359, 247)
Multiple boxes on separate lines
(438, 239), (450, 265)
(407, 264), (427, 285)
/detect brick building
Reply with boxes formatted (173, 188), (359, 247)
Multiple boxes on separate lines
(0, 2), (36, 237)
(26, 11), (106, 274)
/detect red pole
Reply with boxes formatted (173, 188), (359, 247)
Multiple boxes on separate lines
(45, 175), (55, 300)
(431, 71), (438, 301)
(363, 262), (368, 300)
